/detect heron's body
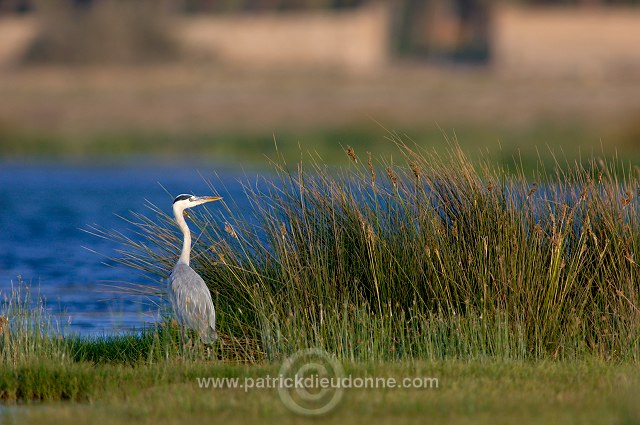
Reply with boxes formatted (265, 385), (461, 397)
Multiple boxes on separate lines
(169, 263), (217, 343)
(167, 194), (222, 344)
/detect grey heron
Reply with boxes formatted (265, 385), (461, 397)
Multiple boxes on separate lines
(168, 193), (222, 344)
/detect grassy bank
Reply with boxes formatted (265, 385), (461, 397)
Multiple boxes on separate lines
(0, 124), (629, 170)
(4, 360), (639, 425)
(1, 287), (638, 423)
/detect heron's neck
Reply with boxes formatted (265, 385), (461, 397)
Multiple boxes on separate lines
(174, 207), (191, 266)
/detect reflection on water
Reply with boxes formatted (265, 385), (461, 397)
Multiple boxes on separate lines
(0, 163), (248, 336)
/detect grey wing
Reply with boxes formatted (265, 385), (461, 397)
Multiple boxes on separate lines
(168, 264), (217, 341)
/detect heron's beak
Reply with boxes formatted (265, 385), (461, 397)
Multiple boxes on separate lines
(199, 196), (222, 203)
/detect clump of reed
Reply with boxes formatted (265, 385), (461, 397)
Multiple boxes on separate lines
(0, 280), (220, 368)
(97, 140), (640, 362)
(0, 280), (69, 367)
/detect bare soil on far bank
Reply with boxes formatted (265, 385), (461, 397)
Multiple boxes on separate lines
(1, 64), (639, 138)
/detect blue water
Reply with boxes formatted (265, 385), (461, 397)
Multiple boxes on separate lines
(0, 163), (249, 336)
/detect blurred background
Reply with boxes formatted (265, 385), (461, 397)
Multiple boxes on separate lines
(0, 0), (639, 165)
(1, 0), (640, 333)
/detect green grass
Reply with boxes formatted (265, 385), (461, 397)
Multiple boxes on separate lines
(3, 360), (639, 424)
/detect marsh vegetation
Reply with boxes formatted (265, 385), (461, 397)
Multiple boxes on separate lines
(2, 141), (639, 423)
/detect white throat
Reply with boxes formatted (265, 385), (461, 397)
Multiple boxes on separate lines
(173, 203), (192, 266)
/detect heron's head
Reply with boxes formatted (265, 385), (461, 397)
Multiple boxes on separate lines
(172, 194), (222, 217)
